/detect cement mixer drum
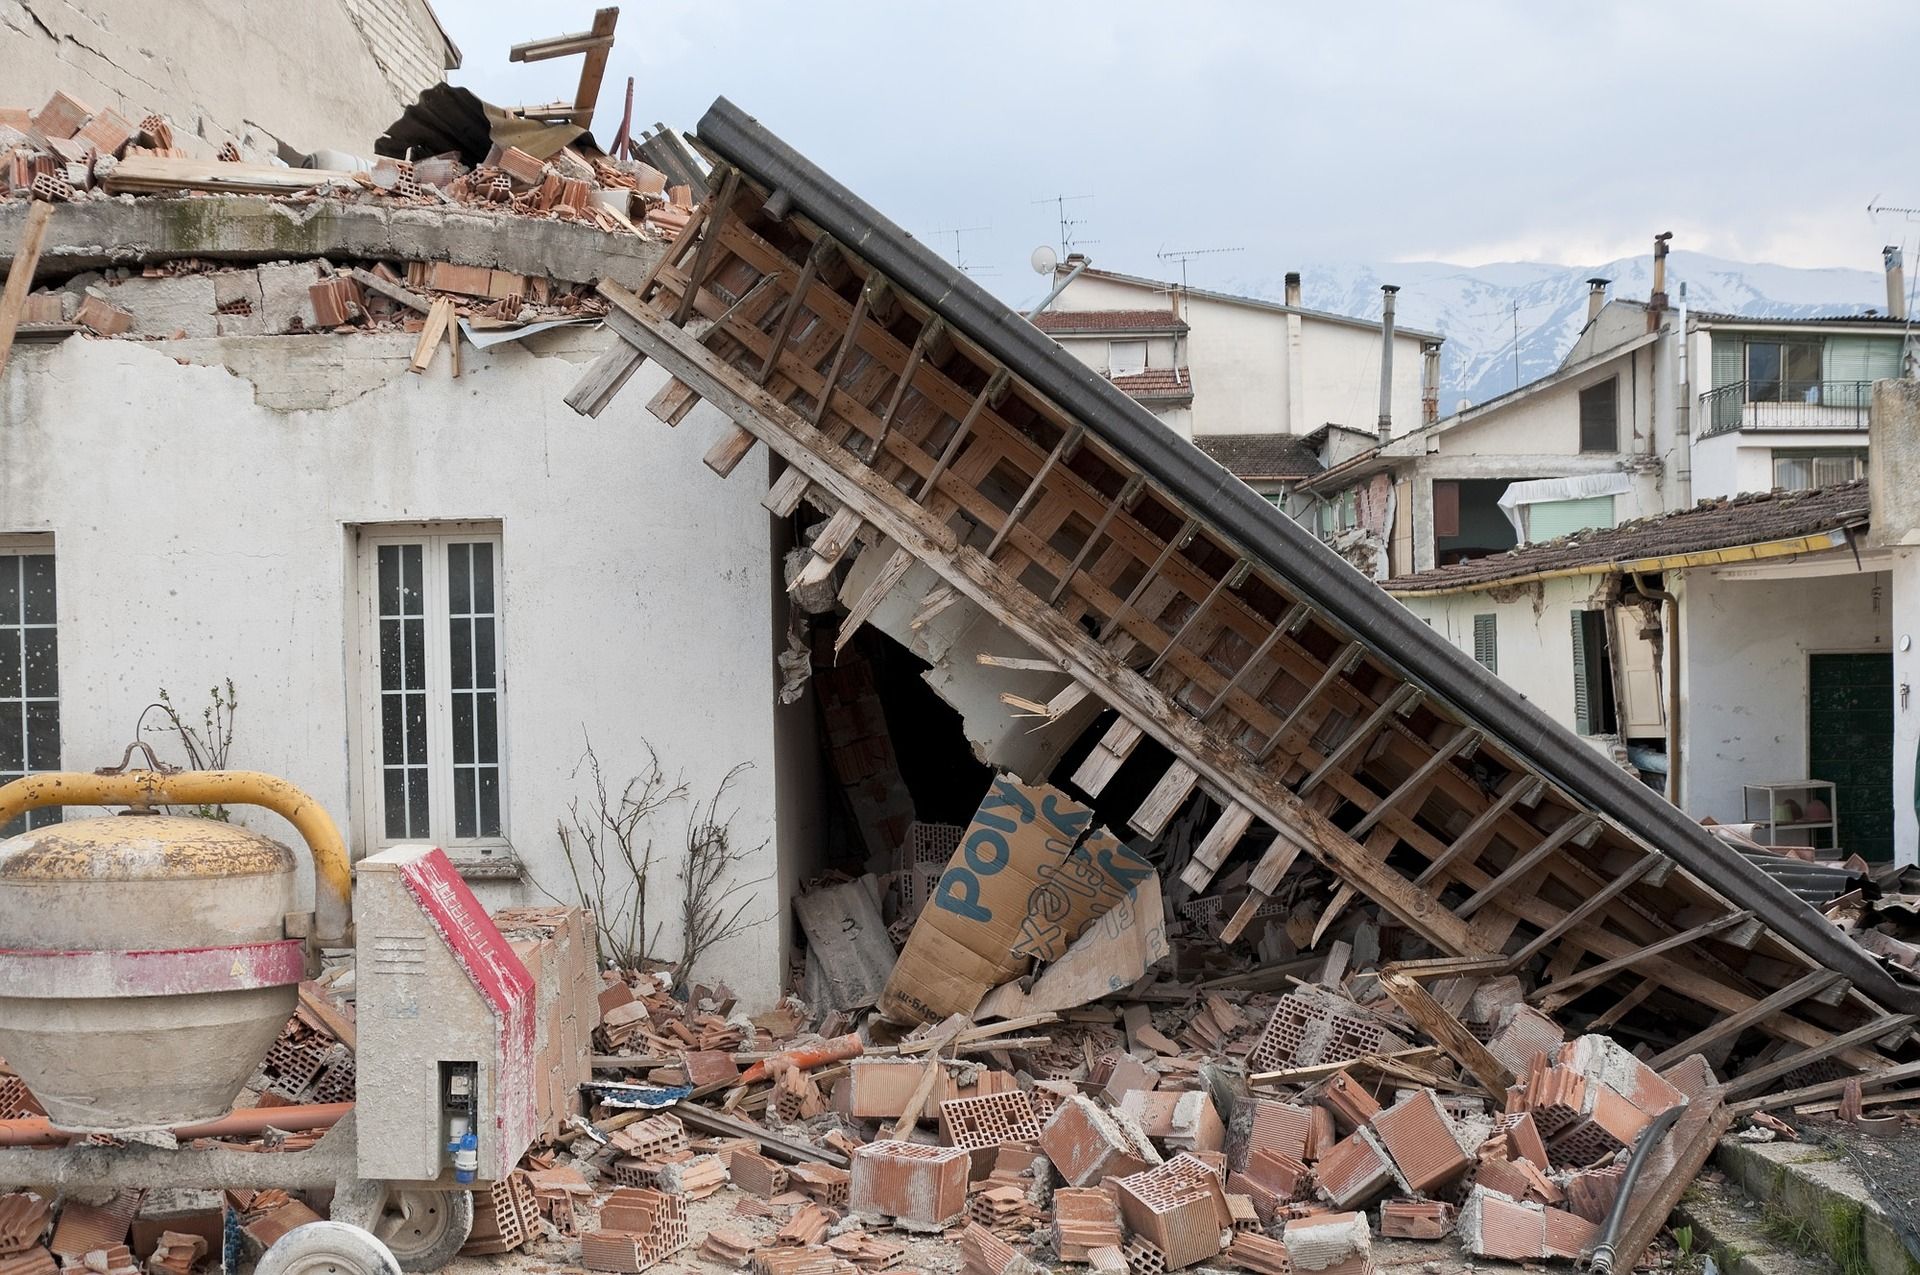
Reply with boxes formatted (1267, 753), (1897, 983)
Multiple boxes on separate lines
(0, 812), (303, 1132)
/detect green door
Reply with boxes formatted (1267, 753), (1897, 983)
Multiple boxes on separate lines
(1808, 653), (1893, 861)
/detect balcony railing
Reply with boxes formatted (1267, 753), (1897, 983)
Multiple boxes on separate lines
(1699, 380), (1874, 438)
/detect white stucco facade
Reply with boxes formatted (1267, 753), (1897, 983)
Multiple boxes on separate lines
(1048, 269), (1434, 437)
(0, 328), (801, 1007)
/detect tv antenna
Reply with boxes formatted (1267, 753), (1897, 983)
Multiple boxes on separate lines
(1156, 245), (1243, 291)
(931, 224), (997, 277)
(1868, 199), (1920, 222)
(1032, 193), (1097, 257)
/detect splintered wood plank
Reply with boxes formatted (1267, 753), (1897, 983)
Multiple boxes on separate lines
(1504, 853), (1664, 969)
(1179, 802), (1256, 893)
(836, 545), (914, 655)
(0, 200), (54, 379)
(703, 422), (758, 476)
(1349, 727), (1481, 839)
(1379, 970), (1513, 1097)
(565, 338), (647, 417)
(764, 465), (811, 517)
(1130, 760), (1199, 840)
(1535, 911), (1757, 1011)
(1415, 775), (1544, 886)
(1072, 717), (1143, 796)
(1297, 684), (1420, 795)
(909, 583), (959, 631)
(1721, 1014), (1919, 1098)
(1646, 969), (1847, 1072)
(1454, 814), (1597, 919)
(647, 375), (701, 425)
(408, 297), (455, 374)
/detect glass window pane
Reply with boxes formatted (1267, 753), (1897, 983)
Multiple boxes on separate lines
(405, 693), (428, 765)
(379, 618), (400, 692)
(0, 558), (17, 627)
(21, 556), (54, 625)
(407, 769), (431, 839)
(450, 617), (472, 691)
(1786, 343), (1822, 395)
(0, 704), (22, 771)
(474, 618), (496, 690)
(23, 629), (55, 698)
(403, 618), (425, 690)
(447, 542), (470, 615)
(454, 769), (476, 840)
(472, 544), (494, 613)
(478, 769), (501, 837)
(1748, 342), (1782, 401)
(0, 630), (18, 699)
(381, 694), (403, 766)
(476, 694), (498, 765)
(401, 544), (424, 615)
(383, 769), (408, 839)
(452, 692), (475, 765)
(378, 545), (400, 615)
(25, 702), (57, 770)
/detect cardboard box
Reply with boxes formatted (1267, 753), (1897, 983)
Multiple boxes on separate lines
(877, 774), (1155, 1025)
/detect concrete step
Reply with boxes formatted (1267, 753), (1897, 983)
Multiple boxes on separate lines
(1674, 1171), (1836, 1275)
(1713, 1134), (1920, 1275)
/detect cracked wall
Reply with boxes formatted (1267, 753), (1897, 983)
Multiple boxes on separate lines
(3, 0), (450, 157)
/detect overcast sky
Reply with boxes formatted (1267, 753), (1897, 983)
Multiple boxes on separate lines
(445, 1), (1920, 301)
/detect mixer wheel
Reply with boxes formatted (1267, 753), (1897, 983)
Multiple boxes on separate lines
(371, 1187), (473, 1271)
(255, 1220), (404, 1275)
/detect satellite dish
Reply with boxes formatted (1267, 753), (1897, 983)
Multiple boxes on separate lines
(1030, 244), (1059, 276)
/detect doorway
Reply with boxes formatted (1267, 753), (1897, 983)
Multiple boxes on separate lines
(1808, 652), (1893, 861)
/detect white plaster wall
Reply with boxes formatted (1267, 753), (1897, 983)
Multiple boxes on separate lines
(3, 0), (448, 156)
(1689, 429), (1868, 502)
(1677, 568), (1890, 824)
(1051, 273), (1428, 436)
(1397, 575), (1607, 744)
(0, 329), (798, 1008)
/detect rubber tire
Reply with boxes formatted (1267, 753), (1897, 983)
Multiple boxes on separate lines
(254, 1221), (404, 1275)
(373, 1189), (474, 1272)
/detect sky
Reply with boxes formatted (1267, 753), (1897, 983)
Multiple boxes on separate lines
(442, 0), (1920, 304)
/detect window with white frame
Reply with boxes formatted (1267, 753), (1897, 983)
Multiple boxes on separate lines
(1772, 448), (1866, 492)
(1107, 340), (1148, 377)
(1, 545), (59, 839)
(357, 528), (505, 848)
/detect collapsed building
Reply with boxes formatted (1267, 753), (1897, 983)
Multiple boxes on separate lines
(4, 53), (1920, 1275)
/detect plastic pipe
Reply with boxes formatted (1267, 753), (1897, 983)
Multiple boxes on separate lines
(735, 1033), (863, 1086)
(0, 1101), (352, 1147)
(1588, 1101), (1687, 1274)
(0, 770), (352, 943)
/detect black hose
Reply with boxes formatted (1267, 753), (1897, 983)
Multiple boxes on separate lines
(1589, 1101), (1689, 1273)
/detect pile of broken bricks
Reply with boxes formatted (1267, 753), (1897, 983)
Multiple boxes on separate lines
(1, 90), (693, 238)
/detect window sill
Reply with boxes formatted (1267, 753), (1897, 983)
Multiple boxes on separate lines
(445, 850), (525, 882)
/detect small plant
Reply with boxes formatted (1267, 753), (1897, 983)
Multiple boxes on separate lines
(543, 732), (773, 987)
(1672, 1225), (1694, 1259)
(140, 680), (239, 819)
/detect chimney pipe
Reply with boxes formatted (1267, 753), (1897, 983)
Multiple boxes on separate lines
(1284, 271), (1302, 307)
(1586, 277), (1610, 325)
(1377, 284), (1399, 442)
(1421, 341), (1441, 427)
(1648, 233), (1673, 330)
(1885, 246), (1907, 322)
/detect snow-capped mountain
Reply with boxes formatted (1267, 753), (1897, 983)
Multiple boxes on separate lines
(1225, 251), (1892, 410)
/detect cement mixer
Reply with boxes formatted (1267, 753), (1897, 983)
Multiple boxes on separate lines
(0, 751), (564, 1272)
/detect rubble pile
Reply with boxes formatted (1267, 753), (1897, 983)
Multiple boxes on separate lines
(0, 88), (710, 350)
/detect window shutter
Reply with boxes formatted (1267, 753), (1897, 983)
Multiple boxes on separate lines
(1570, 611), (1591, 735)
(1433, 480), (1461, 538)
(1578, 378), (1619, 452)
(1473, 614), (1497, 673)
